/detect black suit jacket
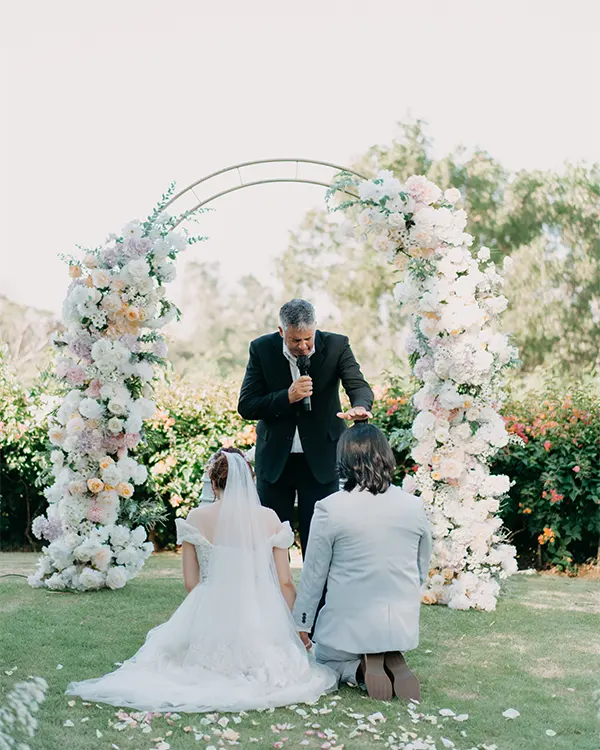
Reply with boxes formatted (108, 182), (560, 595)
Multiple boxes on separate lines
(238, 330), (374, 484)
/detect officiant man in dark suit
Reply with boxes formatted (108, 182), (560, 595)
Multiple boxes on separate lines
(238, 298), (374, 554)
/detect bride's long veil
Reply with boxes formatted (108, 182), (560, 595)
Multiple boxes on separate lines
(184, 452), (309, 682)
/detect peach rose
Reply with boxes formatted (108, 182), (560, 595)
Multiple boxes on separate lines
(125, 307), (141, 322)
(99, 456), (114, 471)
(87, 478), (104, 493)
(422, 592), (437, 605)
(92, 547), (112, 571)
(69, 265), (82, 278)
(116, 482), (134, 499)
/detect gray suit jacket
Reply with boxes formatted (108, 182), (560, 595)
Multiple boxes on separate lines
(293, 485), (432, 654)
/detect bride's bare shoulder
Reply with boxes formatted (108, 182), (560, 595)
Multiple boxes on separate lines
(186, 505), (215, 522)
(260, 506), (283, 533)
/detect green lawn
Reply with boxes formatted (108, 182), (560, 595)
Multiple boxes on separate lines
(1, 552), (598, 750)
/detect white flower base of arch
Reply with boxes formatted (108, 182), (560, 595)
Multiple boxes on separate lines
(328, 172), (519, 611)
(29, 189), (205, 591)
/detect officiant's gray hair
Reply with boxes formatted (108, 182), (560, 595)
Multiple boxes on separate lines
(279, 299), (316, 330)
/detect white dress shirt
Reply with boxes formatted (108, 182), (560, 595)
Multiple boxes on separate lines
(282, 341), (315, 453)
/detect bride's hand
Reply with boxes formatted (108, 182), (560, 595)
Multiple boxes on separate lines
(298, 631), (312, 650)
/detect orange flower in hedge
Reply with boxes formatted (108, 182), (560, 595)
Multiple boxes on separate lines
(549, 489), (564, 504)
(523, 507), (532, 514)
(538, 527), (556, 545)
(543, 440), (552, 451)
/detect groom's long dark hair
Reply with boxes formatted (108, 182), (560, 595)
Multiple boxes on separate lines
(337, 424), (396, 495)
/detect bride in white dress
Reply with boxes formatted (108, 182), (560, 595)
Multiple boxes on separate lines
(66, 449), (336, 712)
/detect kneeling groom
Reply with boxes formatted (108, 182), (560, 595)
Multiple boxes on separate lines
(293, 424), (432, 701)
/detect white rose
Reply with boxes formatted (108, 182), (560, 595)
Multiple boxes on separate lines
(100, 292), (123, 313)
(388, 212), (406, 229)
(108, 399), (127, 416)
(156, 262), (177, 283)
(372, 235), (393, 254)
(477, 246), (491, 262)
(358, 180), (380, 202)
(132, 464), (148, 485)
(79, 567), (105, 590)
(106, 566), (128, 590)
(66, 415), (86, 434)
(124, 415), (143, 434)
(130, 526), (148, 545)
(107, 417), (124, 434)
(79, 398), (104, 420)
(110, 526), (131, 547)
(91, 269), (111, 288)
(444, 187), (462, 205)
(122, 220), (143, 241)
(48, 425), (66, 445)
(50, 450), (64, 466)
(133, 397), (156, 419)
(166, 230), (188, 252)
(412, 410), (436, 441)
(151, 239), (171, 261)
(136, 361), (154, 382)
(440, 458), (463, 479)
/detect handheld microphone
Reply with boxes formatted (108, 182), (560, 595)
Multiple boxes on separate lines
(296, 355), (312, 412)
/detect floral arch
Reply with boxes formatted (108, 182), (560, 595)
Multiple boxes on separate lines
(29, 160), (518, 611)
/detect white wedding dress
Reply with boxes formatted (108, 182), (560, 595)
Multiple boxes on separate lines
(66, 454), (337, 712)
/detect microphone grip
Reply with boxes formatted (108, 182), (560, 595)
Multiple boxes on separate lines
(302, 395), (312, 412)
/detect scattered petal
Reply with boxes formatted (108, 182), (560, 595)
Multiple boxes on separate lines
(56, 664), (63, 670)
(218, 717), (229, 727)
(63, 719), (75, 727)
(440, 739), (455, 748)
(454, 714), (469, 722)
(96, 730), (103, 739)
(546, 729), (557, 737)
(67, 700), (76, 707)
(439, 709), (456, 717)
(502, 708), (520, 719)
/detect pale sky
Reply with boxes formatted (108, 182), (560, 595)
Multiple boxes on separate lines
(0, 0), (598, 322)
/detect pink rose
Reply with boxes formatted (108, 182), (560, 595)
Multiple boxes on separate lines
(66, 366), (87, 385)
(87, 504), (103, 523)
(86, 379), (102, 397)
(573, 465), (581, 473)
(124, 432), (141, 449)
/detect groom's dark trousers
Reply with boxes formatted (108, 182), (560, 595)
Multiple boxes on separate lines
(238, 330), (373, 557)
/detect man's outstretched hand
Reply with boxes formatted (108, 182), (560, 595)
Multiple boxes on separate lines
(298, 631), (312, 650)
(337, 406), (372, 422)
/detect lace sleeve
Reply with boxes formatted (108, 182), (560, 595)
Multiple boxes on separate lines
(270, 521), (295, 549)
(175, 518), (206, 546)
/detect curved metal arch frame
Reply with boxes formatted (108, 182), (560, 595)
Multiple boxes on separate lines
(164, 158), (367, 227)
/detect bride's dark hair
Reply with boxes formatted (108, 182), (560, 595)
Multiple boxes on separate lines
(208, 447), (254, 492)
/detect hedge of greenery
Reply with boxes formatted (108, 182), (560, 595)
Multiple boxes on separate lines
(1, 351), (598, 570)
